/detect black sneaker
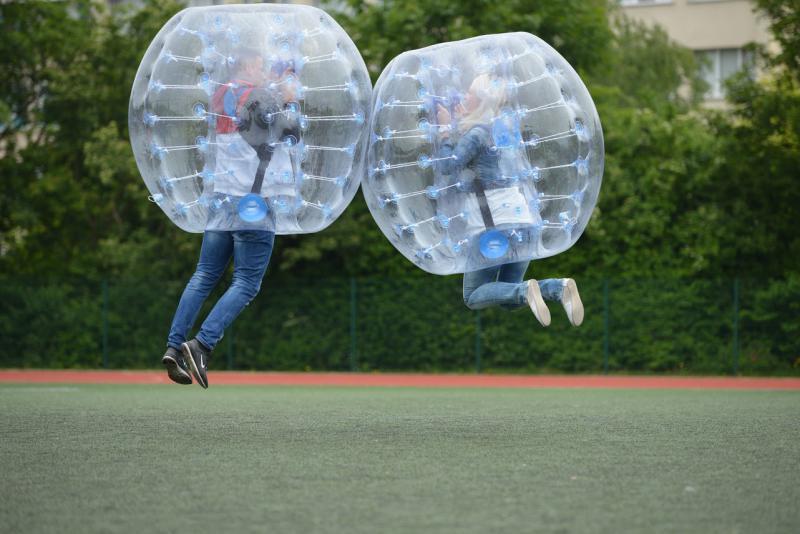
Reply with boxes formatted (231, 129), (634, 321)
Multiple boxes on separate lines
(162, 347), (192, 385)
(181, 339), (211, 389)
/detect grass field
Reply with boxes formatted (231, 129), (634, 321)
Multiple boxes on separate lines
(2, 384), (799, 533)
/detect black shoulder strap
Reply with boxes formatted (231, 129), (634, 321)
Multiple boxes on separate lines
(466, 125), (495, 228)
(251, 146), (272, 194)
(474, 179), (495, 229)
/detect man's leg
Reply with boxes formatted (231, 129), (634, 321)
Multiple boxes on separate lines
(166, 231), (233, 349)
(183, 230), (274, 388)
(194, 230), (275, 350)
(164, 231), (233, 384)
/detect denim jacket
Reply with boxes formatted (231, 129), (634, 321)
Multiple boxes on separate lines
(435, 126), (500, 192)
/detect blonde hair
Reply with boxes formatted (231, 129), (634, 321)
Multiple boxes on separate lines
(459, 74), (506, 132)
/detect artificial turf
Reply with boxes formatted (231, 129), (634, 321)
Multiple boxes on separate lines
(1, 384), (798, 533)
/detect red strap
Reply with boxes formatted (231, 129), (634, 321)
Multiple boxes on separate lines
(211, 81), (256, 134)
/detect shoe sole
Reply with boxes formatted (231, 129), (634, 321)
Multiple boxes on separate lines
(563, 278), (584, 327)
(527, 280), (551, 327)
(182, 342), (208, 389)
(161, 355), (192, 385)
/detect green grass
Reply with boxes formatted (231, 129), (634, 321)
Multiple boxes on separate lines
(1, 384), (799, 533)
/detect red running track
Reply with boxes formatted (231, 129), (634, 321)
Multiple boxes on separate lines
(1, 370), (799, 390)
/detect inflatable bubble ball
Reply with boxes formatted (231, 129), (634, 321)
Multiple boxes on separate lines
(129, 4), (371, 233)
(363, 33), (604, 275)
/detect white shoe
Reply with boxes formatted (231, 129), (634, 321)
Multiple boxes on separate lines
(561, 278), (584, 327)
(526, 280), (551, 327)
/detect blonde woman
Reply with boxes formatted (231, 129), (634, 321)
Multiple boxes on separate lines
(435, 74), (583, 326)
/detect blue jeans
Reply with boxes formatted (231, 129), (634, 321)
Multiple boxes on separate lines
(167, 230), (275, 351)
(463, 261), (563, 311)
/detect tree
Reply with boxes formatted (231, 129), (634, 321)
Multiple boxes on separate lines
(687, 0), (800, 278)
(335, 0), (613, 81)
(0, 0), (192, 279)
(754, 0), (800, 77)
(600, 15), (706, 112)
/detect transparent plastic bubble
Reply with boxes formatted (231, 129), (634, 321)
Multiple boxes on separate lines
(129, 4), (371, 234)
(363, 33), (604, 274)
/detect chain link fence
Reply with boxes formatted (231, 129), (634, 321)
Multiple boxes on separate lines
(1, 276), (798, 375)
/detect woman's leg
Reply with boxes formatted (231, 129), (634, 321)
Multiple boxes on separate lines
(499, 264), (567, 304)
(541, 278), (584, 326)
(463, 262), (530, 310)
(538, 279), (564, 302)
(463, 265), (499, 309)
(529, 277), (584, 326)
(496, 261), (551, 324)
(195, 230), (275, 350)
(495, 261), (531, 310)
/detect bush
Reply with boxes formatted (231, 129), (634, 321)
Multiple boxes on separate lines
(1, 276), (796, 376)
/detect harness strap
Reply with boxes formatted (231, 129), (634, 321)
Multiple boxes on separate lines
(470, 125), (496, 229)
(473, 179), (495, 229)
(250, 152), (271, 194)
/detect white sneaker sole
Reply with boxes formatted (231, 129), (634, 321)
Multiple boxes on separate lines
(527, 280), (551, 327)
(562, 278), (584, 327)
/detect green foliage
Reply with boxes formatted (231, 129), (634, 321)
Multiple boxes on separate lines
(680, 0), (800, 280)
(2, 276), (797, 375)
(701, 74), (800, 277)
(562, 104), (726, 278)
(336, 0), (613, 81)
(754, 0), (800, 76)
(0, 279), (104, 368)
(0, 0), (191, 278)
(601, 16), (706, 111)
(741, 275), (800, 373)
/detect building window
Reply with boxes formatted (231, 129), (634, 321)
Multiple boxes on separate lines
(695, 48), (754, 99)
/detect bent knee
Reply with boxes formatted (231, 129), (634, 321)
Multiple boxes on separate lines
(463, 296), (483, 311)
(231, 277), (261, 302)
(188, 270), (222, 290)
(463, 294), (473, 310)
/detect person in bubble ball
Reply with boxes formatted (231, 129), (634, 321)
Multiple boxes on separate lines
(161, 52), (298, 389)
(434, 73), (584, 327)
(208, 51), (299, 220)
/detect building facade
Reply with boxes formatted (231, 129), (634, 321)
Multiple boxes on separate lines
(620, 0), (772, 101)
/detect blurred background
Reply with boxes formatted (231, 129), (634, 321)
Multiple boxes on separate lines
(1, 0), (797, 375)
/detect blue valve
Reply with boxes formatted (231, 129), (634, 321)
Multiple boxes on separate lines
(238, 194), (268, 222)
(479, 230), (509, 259)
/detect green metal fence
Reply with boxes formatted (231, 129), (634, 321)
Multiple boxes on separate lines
(1, 276), (797, 375)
